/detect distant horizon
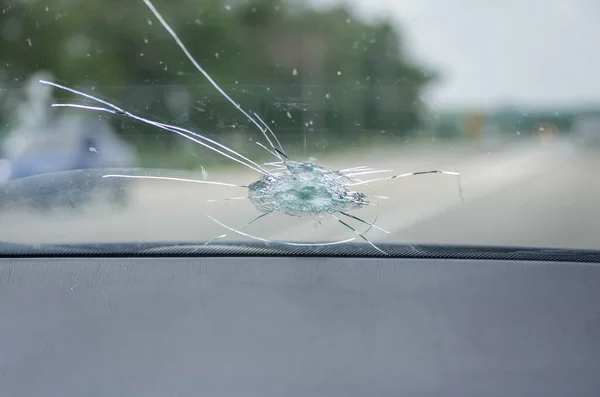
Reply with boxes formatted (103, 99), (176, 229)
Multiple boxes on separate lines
(428, 99), (600, 114)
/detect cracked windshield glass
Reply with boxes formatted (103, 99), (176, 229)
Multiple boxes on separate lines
(0, 0), (598, 250)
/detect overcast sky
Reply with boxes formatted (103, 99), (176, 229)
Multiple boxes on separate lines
(311, 0), (600, 109)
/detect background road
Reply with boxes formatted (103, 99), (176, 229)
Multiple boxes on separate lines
(1, 136), (598, 250)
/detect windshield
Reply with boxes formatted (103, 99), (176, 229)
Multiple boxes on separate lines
(0, 0), (598, 252)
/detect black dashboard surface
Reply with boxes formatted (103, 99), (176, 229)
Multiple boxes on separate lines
(1, 256), (600, 396)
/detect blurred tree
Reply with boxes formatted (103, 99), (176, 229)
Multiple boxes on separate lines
(0, 0), (436, 152)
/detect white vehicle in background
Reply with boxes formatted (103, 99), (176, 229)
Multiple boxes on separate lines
(3, 114), (137, 180)
(0, 114), (138, 212)
(0, 71), (138, 211)
(572, 113), (600, 147)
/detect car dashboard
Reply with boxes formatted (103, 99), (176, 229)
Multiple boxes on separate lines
(1, 244), (600, 396)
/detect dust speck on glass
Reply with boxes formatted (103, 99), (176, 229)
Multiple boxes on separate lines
(0, 0), (598, 251)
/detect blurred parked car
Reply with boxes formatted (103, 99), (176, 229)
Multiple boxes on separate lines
(572, 114), (600, 147)
(0, 71), (138, 212)
(1, 114), (137, 211)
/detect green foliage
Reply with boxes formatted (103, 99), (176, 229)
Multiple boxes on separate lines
(0, 0), (436, 153)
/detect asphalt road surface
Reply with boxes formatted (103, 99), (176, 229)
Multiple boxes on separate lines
(1, 136), (598, 250)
